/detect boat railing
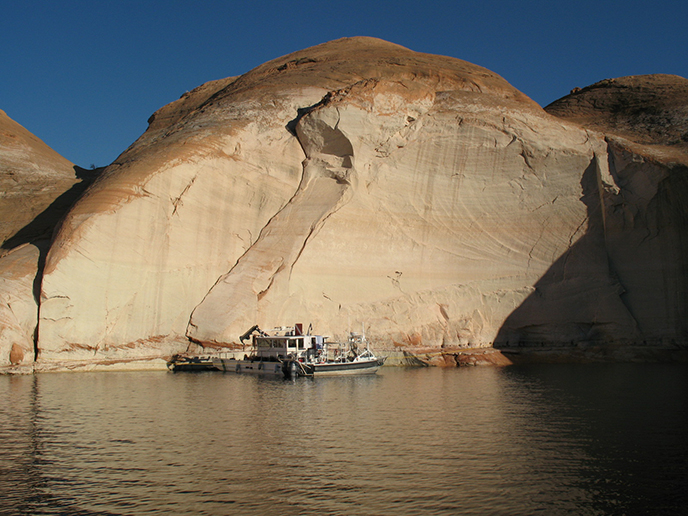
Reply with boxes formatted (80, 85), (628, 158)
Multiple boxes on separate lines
(216, 350), (245, 360)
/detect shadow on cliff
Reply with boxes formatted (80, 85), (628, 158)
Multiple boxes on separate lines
(1, 166), (102, 358)
(494, 158), (688, 353)
(494, 160), (635, 349)
(1, 166), (101, 253)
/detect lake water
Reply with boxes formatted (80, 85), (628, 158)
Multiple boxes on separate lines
(1, 363), (687, 515)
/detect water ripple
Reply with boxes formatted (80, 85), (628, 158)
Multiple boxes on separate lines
(1, 364), (687, 514)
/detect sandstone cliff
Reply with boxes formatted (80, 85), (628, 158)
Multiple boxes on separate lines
(511, 74), (688, 361)
(545, 74), (688, 149)
(39, 37), (590, 366)
(0, 110), (94, 368)
(3, 38), (687, 371)
(0, 110), (82, 251)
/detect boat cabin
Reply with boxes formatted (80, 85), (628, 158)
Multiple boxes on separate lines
(250, 324), (327, 361)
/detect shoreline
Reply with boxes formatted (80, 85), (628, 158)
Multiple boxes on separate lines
(3, 342), (687, 375)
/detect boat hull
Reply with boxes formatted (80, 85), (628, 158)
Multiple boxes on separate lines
(211, 354), (386, 379)
(310, 358), (383, 376)
(167, 356), (218, 372)
(284, 357), (386, 377)
(212, 358), (285, 376)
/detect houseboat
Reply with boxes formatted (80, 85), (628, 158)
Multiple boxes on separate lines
(212, 323), (385, 378)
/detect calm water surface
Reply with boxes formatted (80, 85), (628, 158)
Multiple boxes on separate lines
(1, 364), (687, 515)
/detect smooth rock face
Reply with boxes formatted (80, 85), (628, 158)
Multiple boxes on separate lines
(188, 83), (605, 349)
(31, 38), (688, 365)
(0, 244), (41, 367)
(0, 110), (85, 369)
(520, 74), (688, 350)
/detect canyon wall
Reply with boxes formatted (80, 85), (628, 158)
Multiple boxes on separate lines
(502, 75), (688, 360)
(1, 38), (686, 371)
(0, 110), (88, 368)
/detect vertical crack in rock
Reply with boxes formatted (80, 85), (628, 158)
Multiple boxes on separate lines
(494, 157), (636, 348)
(599, 143), (643, 328)
(186, 98), (354, 345)
(171, 174), (197, 215)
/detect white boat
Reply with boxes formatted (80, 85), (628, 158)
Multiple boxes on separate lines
(294, 331), (385, 377)
(212, 324), (385, 378)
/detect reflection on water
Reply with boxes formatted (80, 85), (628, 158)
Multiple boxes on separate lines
(1, 364), (687, 515)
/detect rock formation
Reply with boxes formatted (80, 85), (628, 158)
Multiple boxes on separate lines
(0, 111), (92, 369)
(545, 74), (688, 149)
(0, 243), (42, 367)
(39, 37), (597, 365)
(0, 109), (81, 250)
(2, 38), (687, 371)
(503, 74), (688, 360)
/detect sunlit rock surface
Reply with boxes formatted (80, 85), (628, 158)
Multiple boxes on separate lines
(0, 109), (81, 251)
(0, 110), (86, 370)
(28, 38), (688, 366)
(0, 244), (41, 368)
(545, 74), (688, 149)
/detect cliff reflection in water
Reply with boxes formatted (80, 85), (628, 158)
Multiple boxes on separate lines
(1, 364), (687, 515)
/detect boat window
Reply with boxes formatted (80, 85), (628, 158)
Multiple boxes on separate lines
(288, 339), (296, 349)
(298, 339), (304, 350)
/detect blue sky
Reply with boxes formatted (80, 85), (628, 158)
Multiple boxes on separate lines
(3, 0), (686, 168)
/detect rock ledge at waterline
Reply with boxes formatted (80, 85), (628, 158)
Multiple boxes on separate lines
(1, 37), (687, 372)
